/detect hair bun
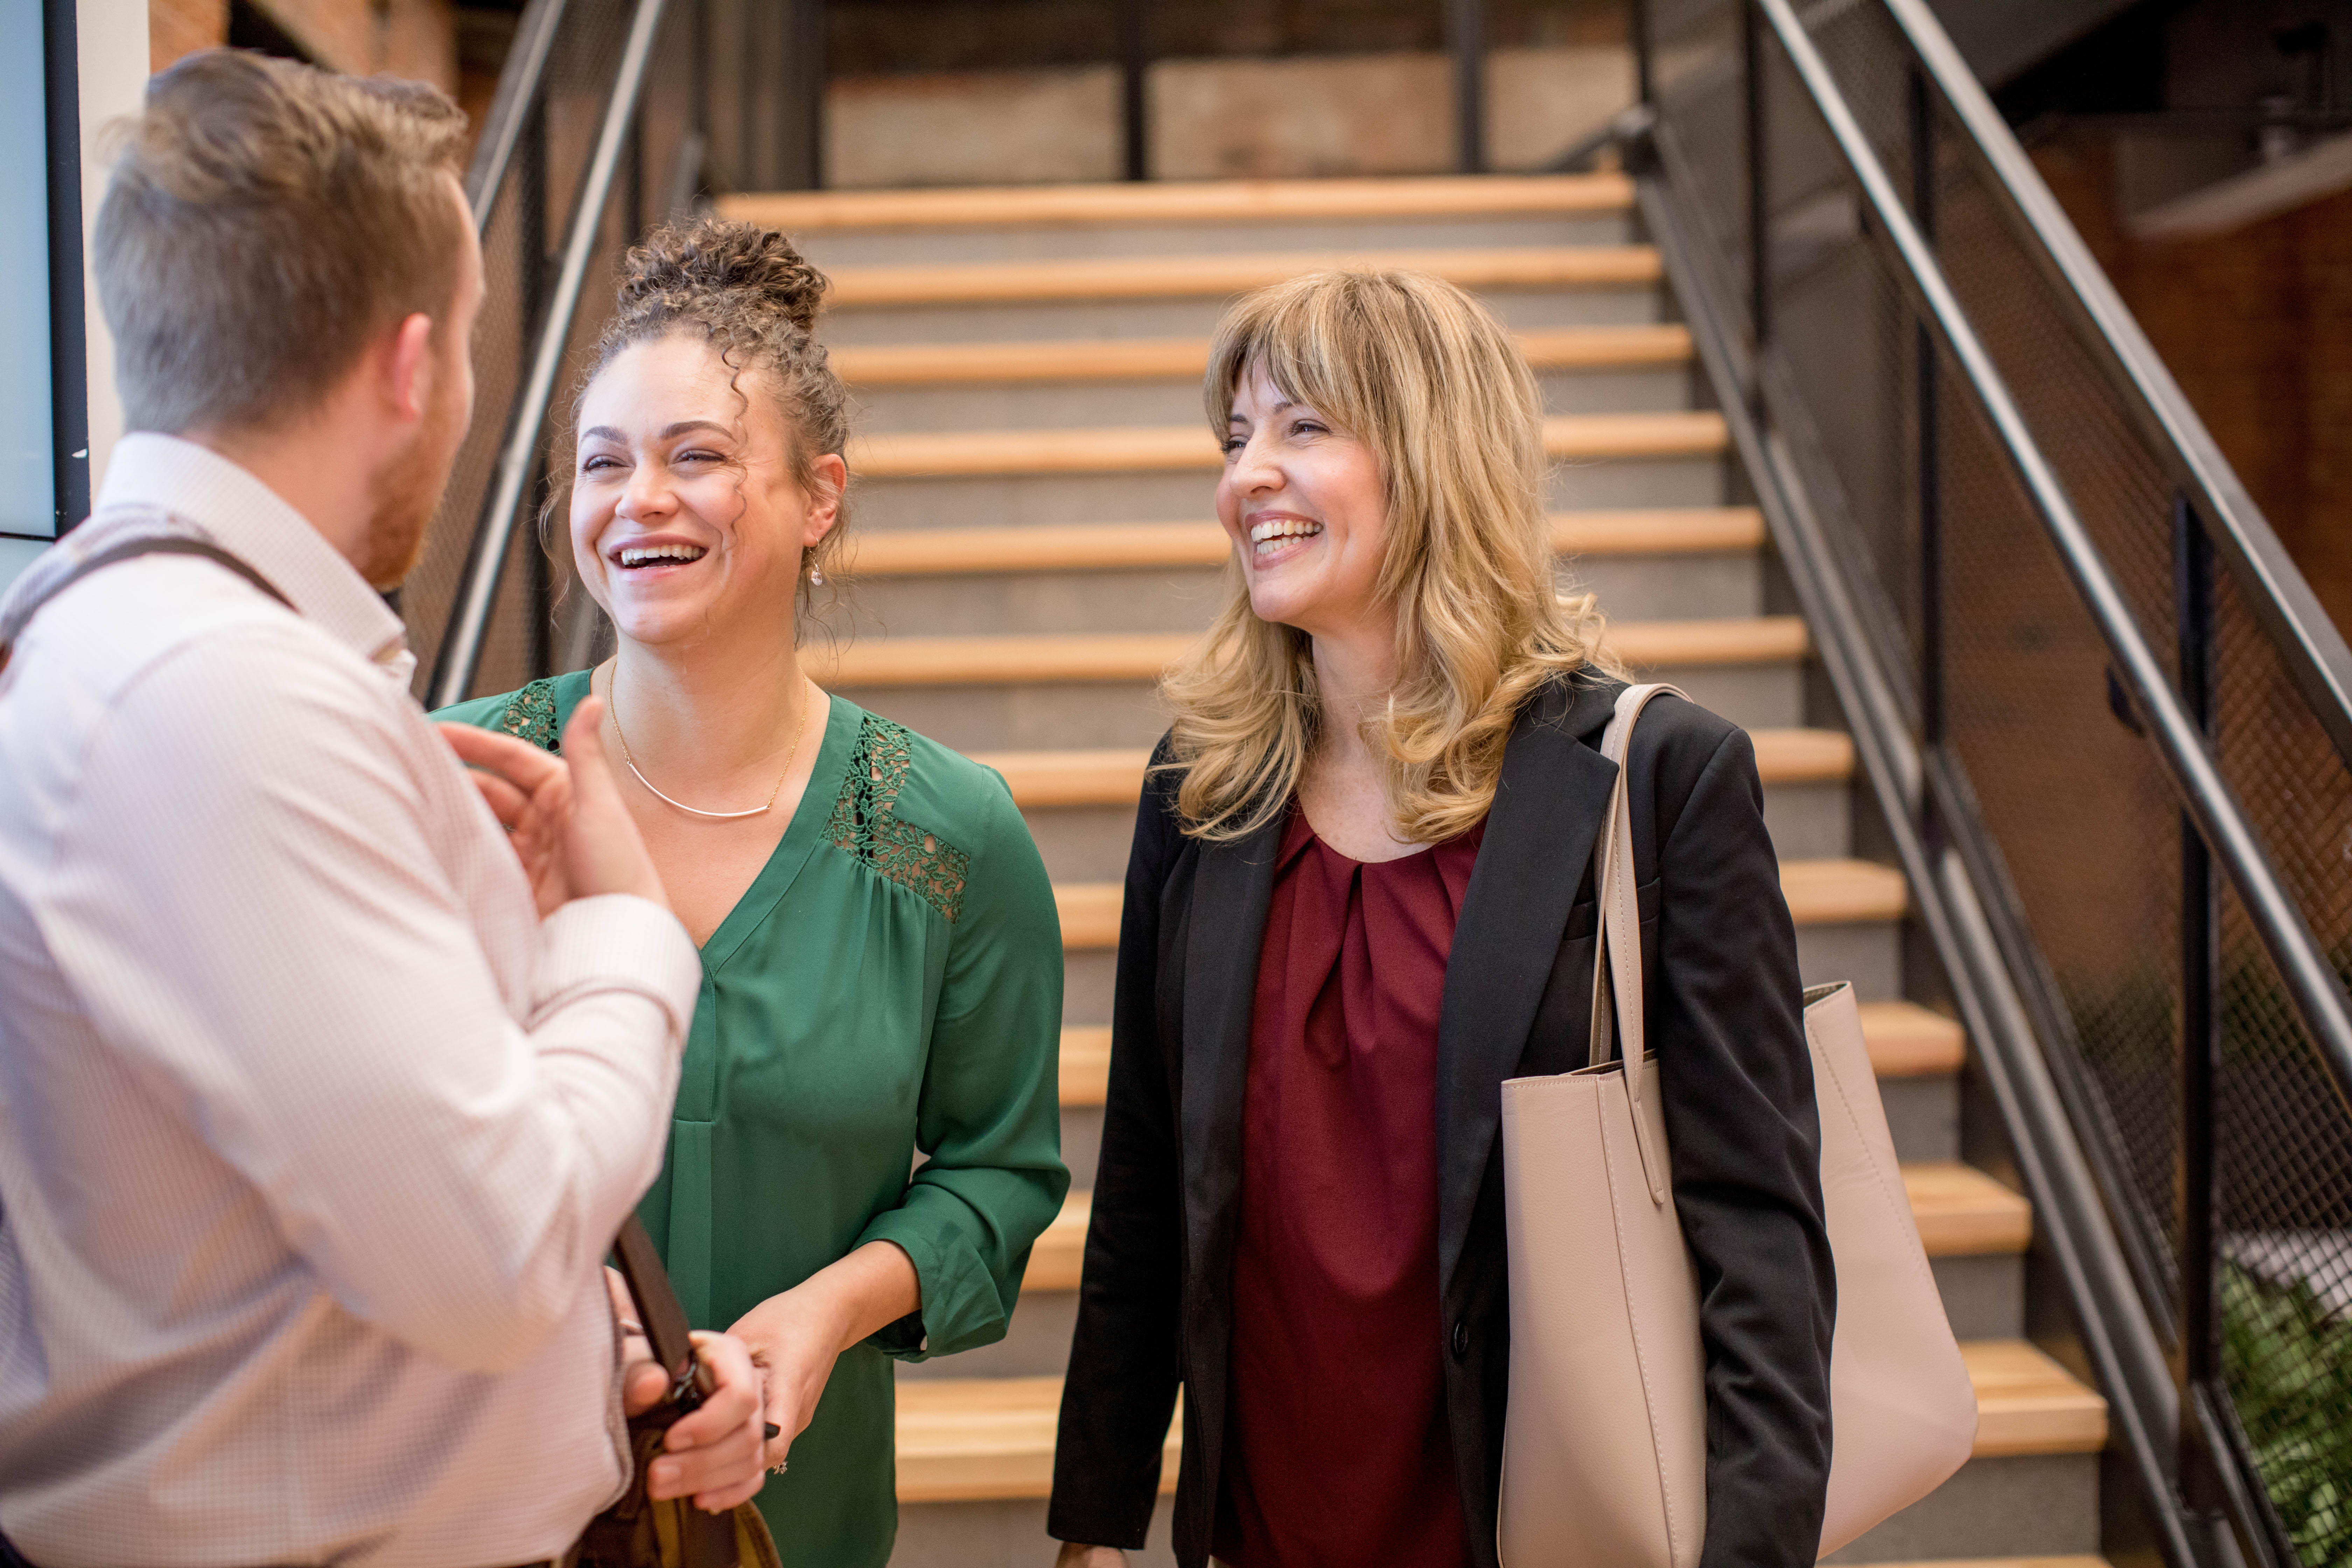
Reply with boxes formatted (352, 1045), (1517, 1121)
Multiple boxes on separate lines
(619, 216), (827, 333)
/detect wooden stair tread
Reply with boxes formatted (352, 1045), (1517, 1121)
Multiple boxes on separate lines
(844, 507), (1764, 577)
(826, 246), (1661, 309)
(1026, 1162), (2026, 1291)
(894, 1342), (2103, 1500)
(976, 724), (1843, 810)
(849, 412), (1723, 476)
(1962, 1340), (2111, 1456)
(896, 1374), (1181, 1503)
(1054, 857), (1902, 950)
(1778, 858), (1910, 925)
(1058, 1001), (1956, 1108)
(720, 173), (1634, 232)
(1900, 1162), (2035, 1255)
(812, 616), (1805, 688)
(833, 324), (1691, 386)
(1857, 1000), (1968, 1077)
(1060, 1027), (1114, 1104)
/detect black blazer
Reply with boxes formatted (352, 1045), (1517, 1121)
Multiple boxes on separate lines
(1046, 672), (1835, 1568)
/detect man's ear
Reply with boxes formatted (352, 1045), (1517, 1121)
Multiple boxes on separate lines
(383, 311), (438, 425)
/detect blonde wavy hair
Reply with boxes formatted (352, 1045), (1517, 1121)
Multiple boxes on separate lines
(1162, 268), (1620, 843)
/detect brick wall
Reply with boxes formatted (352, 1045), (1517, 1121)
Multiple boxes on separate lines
(149, 0), (456, 96)
(2035, 132), (2352, 635)
(149, 0), (226, 72)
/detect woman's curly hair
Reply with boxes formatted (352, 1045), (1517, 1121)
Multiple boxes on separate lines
(564, 216), (852, 617)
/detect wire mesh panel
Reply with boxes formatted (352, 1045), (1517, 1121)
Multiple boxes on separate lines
(1638, 1), (2352, 1561)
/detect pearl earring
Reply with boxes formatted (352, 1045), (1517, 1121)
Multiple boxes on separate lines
(809, 564), (825, 586)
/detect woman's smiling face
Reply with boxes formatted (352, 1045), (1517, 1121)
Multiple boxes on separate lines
(570, 332), (840, 648)
(1216, 365), (1390, 643)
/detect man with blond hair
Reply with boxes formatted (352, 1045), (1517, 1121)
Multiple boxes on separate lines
(0, 50), (766, 1567)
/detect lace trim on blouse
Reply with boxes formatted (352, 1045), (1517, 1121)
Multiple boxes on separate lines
(826, 714), (971, 923)
(497, 686), (967, 922)
(501, 677), (562, 753)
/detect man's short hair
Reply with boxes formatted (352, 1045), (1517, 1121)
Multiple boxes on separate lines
(95, 50), (471, 436)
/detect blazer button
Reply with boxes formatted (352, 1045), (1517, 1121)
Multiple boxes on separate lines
(1451, 1319), (1470, 1359)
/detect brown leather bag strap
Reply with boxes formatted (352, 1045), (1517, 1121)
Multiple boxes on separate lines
(610, 1214), (701, 1399)
(0, 536), (293, 676)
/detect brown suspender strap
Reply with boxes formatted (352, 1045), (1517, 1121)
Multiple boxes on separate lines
(0, 536), (294, 677)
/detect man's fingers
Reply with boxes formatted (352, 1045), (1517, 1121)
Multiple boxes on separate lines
(621, 1355), (671, 1419)
(560, 696), (630, 819)
(438, 722), (569, 796)
(463, 769), (532, 829)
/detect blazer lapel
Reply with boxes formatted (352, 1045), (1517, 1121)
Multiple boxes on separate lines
(1435, 676), (1623, 1289)
(1179, 810), (1285, 1293)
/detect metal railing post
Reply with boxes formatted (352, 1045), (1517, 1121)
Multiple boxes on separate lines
(1743, 0), (1769, 407)
(1119, 0), (1152, 180)
(1449, 0), (1486, 174)
(430, 0), (672, 707)
(1910, 64), (1943, 855)
(2174, 491), (2223, 1520)
(780, 0), (826, 190)
(1628, 0), (1652, 106)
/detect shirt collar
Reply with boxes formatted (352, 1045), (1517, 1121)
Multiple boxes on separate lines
(95, 433), (415, 683)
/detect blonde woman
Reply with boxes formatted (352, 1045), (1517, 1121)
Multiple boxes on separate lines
(1045, 272), (1834, 1568)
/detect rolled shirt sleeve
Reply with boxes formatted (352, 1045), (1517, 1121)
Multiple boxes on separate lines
(855, 771), (1069, 1359)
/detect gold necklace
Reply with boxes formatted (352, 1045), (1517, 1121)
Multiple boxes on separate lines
(605, 667), (814, 821)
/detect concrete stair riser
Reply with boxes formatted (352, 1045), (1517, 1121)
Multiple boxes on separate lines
(1055, 918), (1902, 1032)
(1822, 1457), (2102, 1562)
(848, 453), (1725, 529)
(840, 547), (1762, 638)
(927, 1217), (2024, 1387)
(819, 284), (1666, 349)
(787, 211), (1640, 270)
(1010, 776), (1848, 884)
(833, 659), (1802, 753)
(1046, 1062), (1959, 1181)
(848, 363), (1695, 433)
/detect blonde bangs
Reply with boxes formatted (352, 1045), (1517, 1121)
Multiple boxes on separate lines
(1162, 269), (1621, 842)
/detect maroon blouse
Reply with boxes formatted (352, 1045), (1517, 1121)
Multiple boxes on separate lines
(1214, 805), (1486, 1568)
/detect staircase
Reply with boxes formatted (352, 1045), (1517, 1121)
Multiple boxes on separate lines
(719, 174), (2114, 1568)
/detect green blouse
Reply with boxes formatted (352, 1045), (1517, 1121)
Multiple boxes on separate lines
(437, 671), (1068, 1568)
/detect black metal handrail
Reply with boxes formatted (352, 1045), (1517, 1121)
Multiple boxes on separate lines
(1753, 0), (2352, 1114)
(1879, 0), (2352, 767)
(430, 0), (668, 708)
(406, 0), (757, 702)
(1627, 2), (2352, 1565)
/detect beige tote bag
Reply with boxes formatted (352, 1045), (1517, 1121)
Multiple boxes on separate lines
(1496, 684), (1977, 1568)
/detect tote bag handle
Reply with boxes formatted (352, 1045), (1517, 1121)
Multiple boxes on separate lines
(1584, 683), (1688, 1205)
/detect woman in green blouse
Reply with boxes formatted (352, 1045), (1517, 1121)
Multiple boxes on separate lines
(437, 218), (1068, 1567)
